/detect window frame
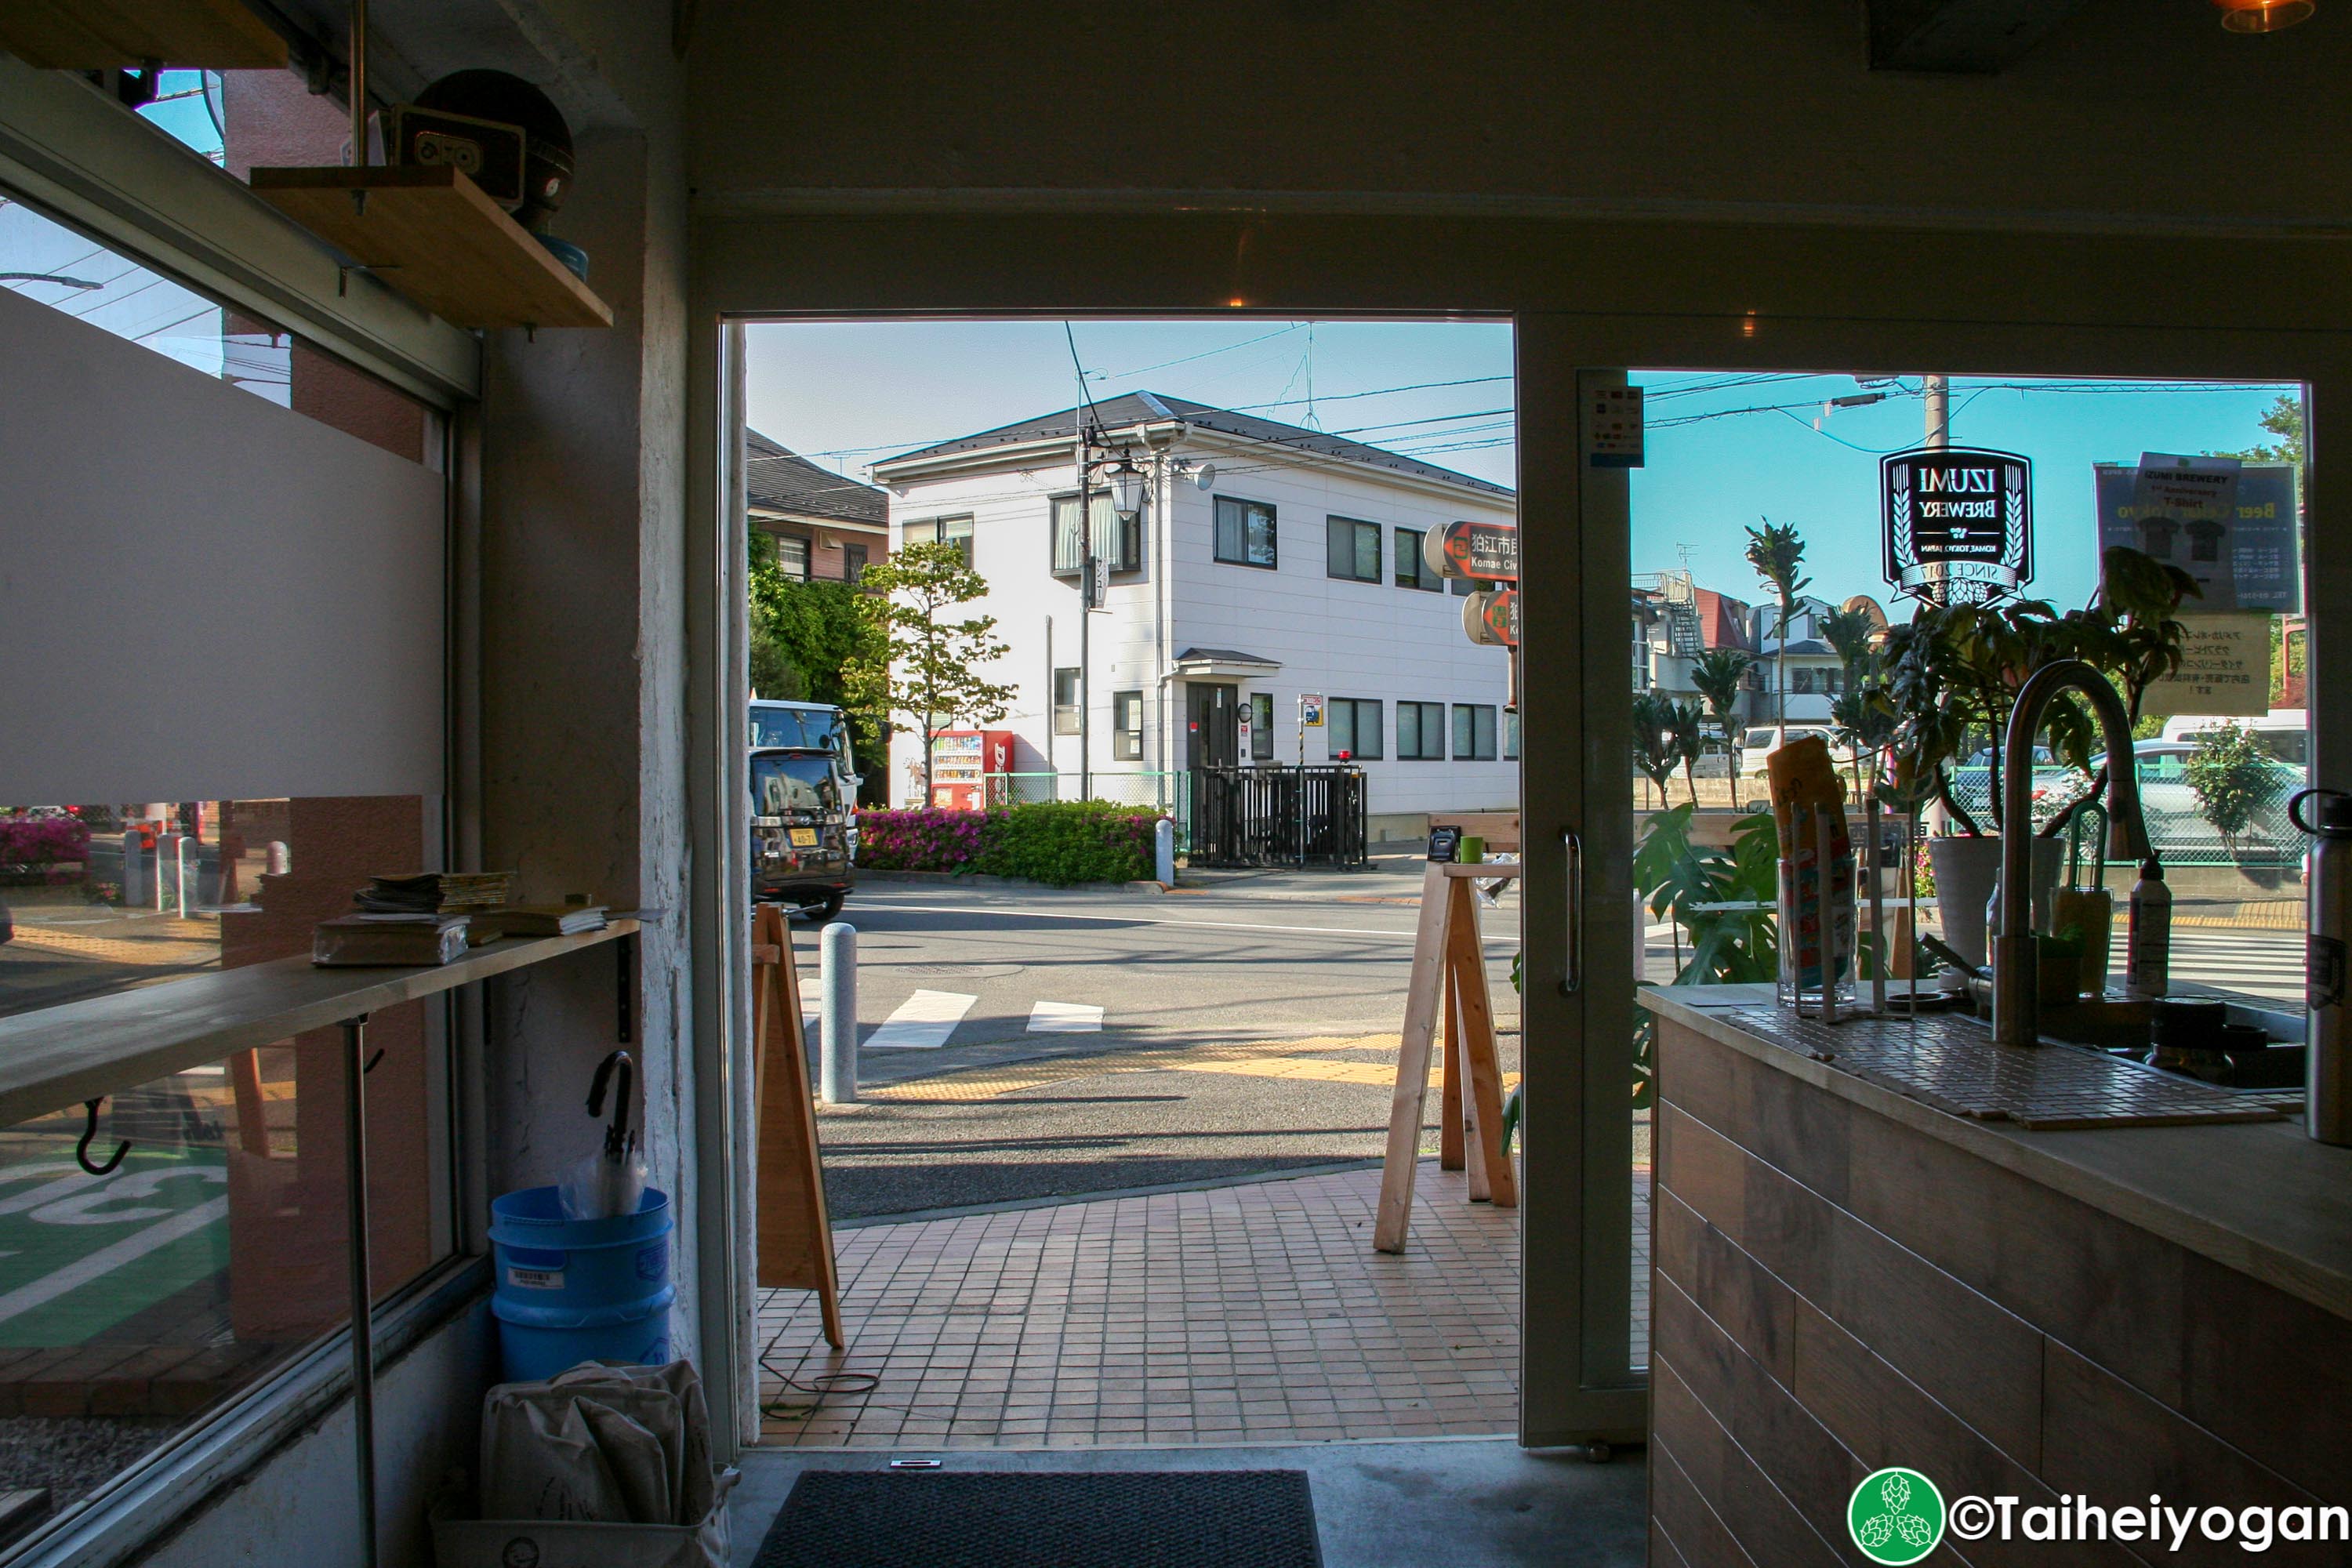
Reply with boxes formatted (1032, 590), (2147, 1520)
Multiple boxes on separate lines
(1397, 700), (1447, 761)
(1249, 692), (1275, 761)
(1053, 666), (1081, 735)
(1052, 492), (1144, 575)
(776, 532), (811, 580)
(1504, 710), (1520, 761)
(1326, 515), (1381, 583)
(905, 514), (975, 564)
(1394, 526), (1444, 591)
(1112, 689), (1144, 760)
(1213, 495), (1278, 569)
(1327, 697), (1384, 760)
(1453, 702), (1499, 760)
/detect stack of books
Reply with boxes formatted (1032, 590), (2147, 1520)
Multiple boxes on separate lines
(355, 871), (515, 915)
(314, 913), (470, 967)
(470, 904), (608, 942)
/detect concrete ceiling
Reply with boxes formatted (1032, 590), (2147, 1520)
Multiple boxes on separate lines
(1866, 0), (2096, 71)
(249, 0), (639, 131)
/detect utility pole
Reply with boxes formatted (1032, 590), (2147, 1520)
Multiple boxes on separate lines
(1923, 373), (1948, 450)
(1074, 405), (1094, 804)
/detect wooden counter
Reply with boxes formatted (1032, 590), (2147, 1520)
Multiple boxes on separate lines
(1642, 988), (2352, 1568)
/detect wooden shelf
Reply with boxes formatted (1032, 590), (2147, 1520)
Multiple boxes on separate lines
(249, 165), (614, 331)
(0, 0), (286, 69)
(0, 917), (639, 1128)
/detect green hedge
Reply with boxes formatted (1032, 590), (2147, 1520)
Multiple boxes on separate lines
(857, 801), (1162, 887)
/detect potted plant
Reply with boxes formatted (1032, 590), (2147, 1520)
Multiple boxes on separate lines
(1874, 547), (2193, 971)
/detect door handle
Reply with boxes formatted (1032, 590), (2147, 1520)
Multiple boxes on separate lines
(1560, 827), (1584, 996)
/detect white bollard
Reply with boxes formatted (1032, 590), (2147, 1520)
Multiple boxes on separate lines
(1155, 817), (1175, 885)
(819, 921), (858, 1105)
(170, 835), (190, 918)
(266, 840), (290, 877)
(120, 831), (146, 906)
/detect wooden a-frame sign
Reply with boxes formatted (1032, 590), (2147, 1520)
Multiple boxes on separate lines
(1374, 862), (1519, 1253)
(751, 901), (843, 1347)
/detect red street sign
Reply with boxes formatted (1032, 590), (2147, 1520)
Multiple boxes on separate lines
(1430, 520), (1518, 583)
(1463, 588), (1519, 648)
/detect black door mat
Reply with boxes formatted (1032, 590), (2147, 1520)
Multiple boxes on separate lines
(750, 1468), (1323, 1568)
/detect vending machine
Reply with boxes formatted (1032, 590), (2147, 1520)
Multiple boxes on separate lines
(930, 729), (1015, 809)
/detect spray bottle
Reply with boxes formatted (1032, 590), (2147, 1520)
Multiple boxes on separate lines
(2291, 789), (2352, 1145)
(2125, 858), (2170, 1000)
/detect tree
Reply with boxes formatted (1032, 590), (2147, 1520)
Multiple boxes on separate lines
(1744, 520), (1811, 733)
(1819, 605), (1883, 797)
(1668, 699), (1708, 807)
(749, 537), (889, 794)
(1631, 691), (1681, 809)
(2184, 720), (2279, 861)
(845, 540), (1018, 804)
(1689, 648), (1754, 786)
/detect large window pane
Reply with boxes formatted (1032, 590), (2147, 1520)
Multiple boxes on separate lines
(1214, 497), (1276, 568)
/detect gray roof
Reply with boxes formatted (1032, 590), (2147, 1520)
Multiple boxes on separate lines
(1174, 647), (1282, 668)
(875, 391), (1513, 499)
(746, 430), (887, 526)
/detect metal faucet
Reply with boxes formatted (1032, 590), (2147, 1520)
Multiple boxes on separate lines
(1991, 659), (2155, 1047)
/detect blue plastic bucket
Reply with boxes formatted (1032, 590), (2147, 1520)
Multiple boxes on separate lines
(488, 1185), (673, 1384)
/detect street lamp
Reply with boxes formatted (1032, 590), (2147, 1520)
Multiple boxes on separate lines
(1073, 437), (1149, 802)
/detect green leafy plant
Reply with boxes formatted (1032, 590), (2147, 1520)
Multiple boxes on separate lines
(749, 539), (888, 800)
(1744, 519), (1811, 732)
(2184, 720), (2282, 860)
(845, 540), (1019, 804)
(1631, 691), (1682, 808)
(1668, 699), (1707, 807)
(1689, 648), (1754, 781)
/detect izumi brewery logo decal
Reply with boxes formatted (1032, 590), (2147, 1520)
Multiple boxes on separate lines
(1849, 1468), (1946, 1564)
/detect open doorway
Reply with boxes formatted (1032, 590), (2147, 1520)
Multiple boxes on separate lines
(735, 317), (1530, 1449)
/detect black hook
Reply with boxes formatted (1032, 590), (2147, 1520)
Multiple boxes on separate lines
(587, 1051), (635, 1163)
(364, 1048), (385, 1075)
(78, 1098), (129, 1176)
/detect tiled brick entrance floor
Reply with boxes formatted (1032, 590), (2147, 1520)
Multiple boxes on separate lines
(757, 1160), (1652, 1448)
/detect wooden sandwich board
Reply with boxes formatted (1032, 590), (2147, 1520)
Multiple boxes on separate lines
(1374, 861), (1519, 1254)
(750, 902), (843, 1348)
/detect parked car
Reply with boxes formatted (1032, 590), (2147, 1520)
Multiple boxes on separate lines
(2090, 739), (2305, 864)
(750, 746), (855, 922)
(1736, 724), (1839, 806)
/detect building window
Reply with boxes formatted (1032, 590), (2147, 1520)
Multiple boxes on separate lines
(1394, 528), (1443, 591)
(776, 534), (811, 580)
(1053, 493), (1142, 574)
(1453, 703), (1498, 760)
(1054, 667), (1080, 735)
(1397, 701), (1446, 760)
(1504, 710), (1520, 760)
(1250, 692), (1274, 760)
(905, 514), (974, 564)
(1328, 698), (1383, 760)
(1214, 496), (1277, 568)
(1112, 690), (1144, 760)
(844, 543), (868, 584)
(1326, 517), (1381, 583)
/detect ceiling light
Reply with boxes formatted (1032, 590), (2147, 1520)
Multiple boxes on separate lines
(2215, 0), (2315, 32)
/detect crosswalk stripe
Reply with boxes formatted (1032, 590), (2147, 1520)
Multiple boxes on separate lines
(1027, 1000), (1104, 1033)
(862, 989), (978, 1050)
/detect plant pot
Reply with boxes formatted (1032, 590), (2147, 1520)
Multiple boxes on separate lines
(1928, 836), (2003, 972)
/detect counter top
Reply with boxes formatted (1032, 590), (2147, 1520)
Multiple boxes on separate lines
(1642, 985), (2352, 1324)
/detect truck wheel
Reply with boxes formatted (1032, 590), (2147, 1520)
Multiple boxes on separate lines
(795, 892), (847, 924)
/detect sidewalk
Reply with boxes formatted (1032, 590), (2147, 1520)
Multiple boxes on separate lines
(1173, 846), (1517, 906)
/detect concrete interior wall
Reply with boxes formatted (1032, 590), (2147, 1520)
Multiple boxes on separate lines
(684, 1), (2352, 232)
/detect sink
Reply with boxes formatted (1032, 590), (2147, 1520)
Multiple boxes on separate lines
(1962, 993), (2308, 1095)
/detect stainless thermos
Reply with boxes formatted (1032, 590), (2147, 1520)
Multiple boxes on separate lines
(2291, 789), (2352, 1146)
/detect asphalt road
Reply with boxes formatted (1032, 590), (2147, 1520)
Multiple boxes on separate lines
(788, 876), (1523, 1221)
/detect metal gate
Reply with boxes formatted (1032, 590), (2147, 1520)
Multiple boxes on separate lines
(1187, 765), (1367, 868)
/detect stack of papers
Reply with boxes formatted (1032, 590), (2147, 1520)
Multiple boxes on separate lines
(354, 871), (515, 915)
(313, 913), (470, 967)
(470, 904), (608, 942)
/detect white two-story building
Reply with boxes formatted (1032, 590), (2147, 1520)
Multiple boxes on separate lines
(869, 392), (1519, 832)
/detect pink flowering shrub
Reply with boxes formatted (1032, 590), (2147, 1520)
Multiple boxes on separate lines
(0, 815), (90, 869)
(855, 802), (1164, 886)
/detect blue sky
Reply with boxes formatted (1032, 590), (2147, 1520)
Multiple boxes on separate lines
(750, 320), (2299, 622)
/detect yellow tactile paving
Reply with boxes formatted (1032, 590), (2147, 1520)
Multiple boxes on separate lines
(862, 1033), (1519, 1102)
(5, 919), (220, 967)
